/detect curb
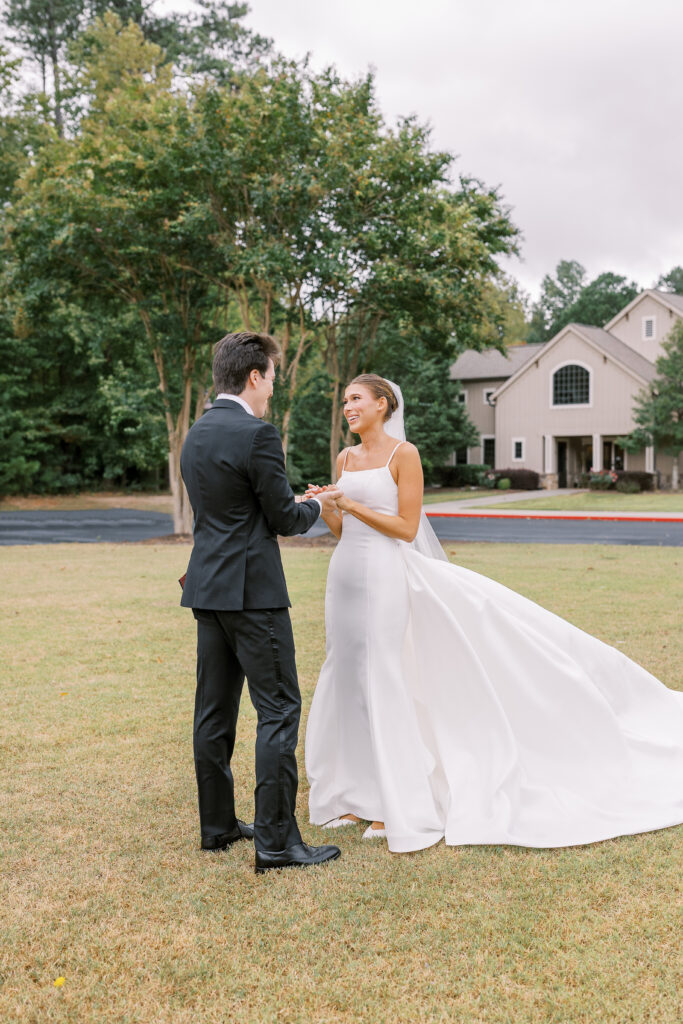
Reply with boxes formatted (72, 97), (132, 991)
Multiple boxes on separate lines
(425, 511), (683, 523)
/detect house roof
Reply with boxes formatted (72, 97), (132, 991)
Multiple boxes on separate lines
(573, 325), (657, 382)
(449, 344), (539, 381)
(603, 289), (683, 329)
(491, 323), (656, 401)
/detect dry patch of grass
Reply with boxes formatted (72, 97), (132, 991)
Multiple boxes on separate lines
(0, 492), (173, 514)
(488, 491), (683, 513)
(1, 543), (681, 1023)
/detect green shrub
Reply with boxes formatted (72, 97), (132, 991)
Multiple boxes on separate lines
(497, 477), (511, 490)
(616, 478), (640, 494)
(616, 471), (655, 492)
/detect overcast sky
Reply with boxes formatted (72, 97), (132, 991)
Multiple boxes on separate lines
(174, 0), (683, 300)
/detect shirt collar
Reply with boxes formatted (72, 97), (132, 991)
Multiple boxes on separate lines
(215, 393), (254, 416)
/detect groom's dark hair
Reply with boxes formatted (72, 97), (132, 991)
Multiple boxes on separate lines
(213, 332), (281, 395)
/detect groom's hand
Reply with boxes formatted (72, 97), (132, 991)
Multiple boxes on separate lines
(317, 487), (343, 514)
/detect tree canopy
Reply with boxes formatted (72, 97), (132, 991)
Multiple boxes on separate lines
(1, 5), (520, 527)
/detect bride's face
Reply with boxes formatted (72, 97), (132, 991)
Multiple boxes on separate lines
(343, 384), (386, 433)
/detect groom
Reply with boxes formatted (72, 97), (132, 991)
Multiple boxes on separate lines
(180, 332), (342, 874)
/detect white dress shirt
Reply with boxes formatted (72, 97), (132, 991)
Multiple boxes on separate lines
(214, 393), (321, 513)
(216, 393), (254, 415)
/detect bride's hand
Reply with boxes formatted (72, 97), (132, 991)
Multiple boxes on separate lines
(334, 493), (353, 512)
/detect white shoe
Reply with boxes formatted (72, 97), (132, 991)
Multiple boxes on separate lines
(322, 816), (360, 829)
(362, 825), (387, 839)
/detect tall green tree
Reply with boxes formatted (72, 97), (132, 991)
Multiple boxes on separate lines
(8, 15), (221, 527)
(619, 321), (683, 490)
(4, 0), (86, 133)
(196, 64), (518, 475)
(656, 266), (683, 295)
(560, 271), (639, 331)
(527, 259), (586, 343)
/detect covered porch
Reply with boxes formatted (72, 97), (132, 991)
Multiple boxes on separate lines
(541, 434), (654, 489)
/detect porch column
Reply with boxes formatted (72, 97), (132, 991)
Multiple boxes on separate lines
(543, 434), (555, 474)
(592, 433), (602, 472)
(645, 445), (655, 473)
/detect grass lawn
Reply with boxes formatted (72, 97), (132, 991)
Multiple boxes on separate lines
(422, 488), (498, 504)
(487, 491), (683, 513)
(0, 491), (175, 514)
(1, 542), (682, 1023)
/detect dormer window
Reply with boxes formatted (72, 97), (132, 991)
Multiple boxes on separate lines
(642, 316), (656, 340)
(552, 363), (590, 406)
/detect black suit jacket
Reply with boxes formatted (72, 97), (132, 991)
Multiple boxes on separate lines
(179, 400), (320, 610)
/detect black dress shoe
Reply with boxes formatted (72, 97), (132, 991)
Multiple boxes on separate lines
(254, 841), (341, 874)
(201, 820), (255, 851)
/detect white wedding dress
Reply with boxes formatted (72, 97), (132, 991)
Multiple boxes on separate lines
(305, 444), (683, 854)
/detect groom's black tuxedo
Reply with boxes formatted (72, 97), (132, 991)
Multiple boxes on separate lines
(180, 398), (320, 853)
(180, 399), (319, 609)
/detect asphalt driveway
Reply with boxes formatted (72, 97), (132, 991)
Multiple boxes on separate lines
(1, 508), (681, 546)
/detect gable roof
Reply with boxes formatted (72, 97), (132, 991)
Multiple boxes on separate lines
(574, 326), (657, 381)
(603, 289), (683, 329)
(491, 323), (656, 401)
(449, 344), (539, 382)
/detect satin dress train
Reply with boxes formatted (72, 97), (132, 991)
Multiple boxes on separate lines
(305, 450), (683, 853)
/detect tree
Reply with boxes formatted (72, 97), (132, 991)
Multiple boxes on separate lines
(4, 0), (86, 134)
(526, 262), (640, 343)
(477, 275), (529, 349)
(656, 266), (683, 295)
(196, 64), (519, 475)
(527, 260), (586, 343)
(619, 321), (683, 490)
(560, 272), (639, 331)
(7, 15), (221, 527)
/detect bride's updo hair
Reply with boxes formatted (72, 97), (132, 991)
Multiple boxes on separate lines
(348, 374), (398, 422)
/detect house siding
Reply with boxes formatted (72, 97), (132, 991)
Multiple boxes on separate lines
(494, 331), (646, 470)
(462, 378), (505, 463)
(607, 294), (678, 364)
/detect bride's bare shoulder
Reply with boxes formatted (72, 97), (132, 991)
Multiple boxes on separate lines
(396, 441), (420, 461)
(336, 445), (355, 470)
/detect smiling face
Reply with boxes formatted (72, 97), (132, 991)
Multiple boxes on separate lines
(343, 383), (387, 434)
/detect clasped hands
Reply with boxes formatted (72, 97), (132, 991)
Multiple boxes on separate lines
(298, 482), (352, 513)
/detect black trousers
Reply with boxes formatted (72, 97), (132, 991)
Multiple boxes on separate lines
(192, 607), (303, 853)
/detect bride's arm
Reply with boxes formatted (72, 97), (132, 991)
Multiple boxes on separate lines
(335, 444), (423, 543)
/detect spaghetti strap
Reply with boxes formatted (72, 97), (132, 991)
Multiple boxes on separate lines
(342, 447), (351, 471)
(385, 442), (404, 468)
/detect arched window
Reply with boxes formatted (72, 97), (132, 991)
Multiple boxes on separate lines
(552, 364), (590, 405)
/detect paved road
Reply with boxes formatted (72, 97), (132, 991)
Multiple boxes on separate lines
(425, 516), (683, 546)
(1, 508), (681, 547)
(306, 515), (682, 546)
(0, 509), (174, 545)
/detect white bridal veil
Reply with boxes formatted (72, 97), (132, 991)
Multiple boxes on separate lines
(383, 379), (448, 562)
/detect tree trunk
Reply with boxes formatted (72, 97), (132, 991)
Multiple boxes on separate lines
(143, 315), (196, 534)
(280, 302), (311, 459)
(47, 14), (63, 137)
(167, 431), (193, 534)
(672, 458), (680, 491)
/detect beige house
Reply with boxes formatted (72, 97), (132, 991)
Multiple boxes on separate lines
(449, 290), (683, 488)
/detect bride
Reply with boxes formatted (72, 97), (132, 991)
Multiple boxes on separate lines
(303, 374), (683, 853)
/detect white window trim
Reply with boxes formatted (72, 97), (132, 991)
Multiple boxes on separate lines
(642, 315), (656, 341)
(512, 437), (525, 462)
(549, 359), (593, 409)
(482, 387), (495, 405)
